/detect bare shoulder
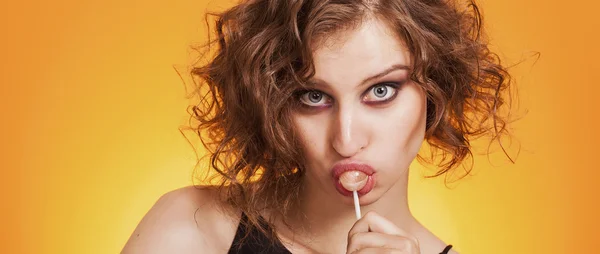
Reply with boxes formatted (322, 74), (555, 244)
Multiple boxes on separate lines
(121, 185), (240, 254)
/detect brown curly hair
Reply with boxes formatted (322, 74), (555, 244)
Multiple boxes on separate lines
(185, 0), (517, 239)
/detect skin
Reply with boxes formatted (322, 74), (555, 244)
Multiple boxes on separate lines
(122, 17), (458, 254)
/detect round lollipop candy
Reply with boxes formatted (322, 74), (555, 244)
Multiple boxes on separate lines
(339, 170), (368, 192)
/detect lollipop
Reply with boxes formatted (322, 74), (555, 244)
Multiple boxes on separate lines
(339, 171), (368, 219)
(339, 171), (368, 191)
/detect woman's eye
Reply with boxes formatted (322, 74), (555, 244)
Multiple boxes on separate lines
(299, 91), (330, 107)
(363, 84), (398, 102)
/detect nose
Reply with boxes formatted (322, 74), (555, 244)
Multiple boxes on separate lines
(331, 105), (368, 158)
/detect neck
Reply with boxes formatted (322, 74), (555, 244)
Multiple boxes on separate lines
(276, 170), (419, 253)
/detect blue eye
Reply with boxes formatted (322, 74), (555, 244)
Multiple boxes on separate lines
(299, 91), (330, 107)
(374, 86), (388, 97)
(295, 82), (400, 109)
(364, 84), (398, 102)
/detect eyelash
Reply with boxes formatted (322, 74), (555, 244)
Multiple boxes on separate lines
(294, 82), (402, 109)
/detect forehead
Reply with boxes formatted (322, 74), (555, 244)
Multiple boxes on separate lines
(310, 17), (411, 85)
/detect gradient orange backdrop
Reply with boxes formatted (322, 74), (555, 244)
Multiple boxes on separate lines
(1, 0), (598, 253)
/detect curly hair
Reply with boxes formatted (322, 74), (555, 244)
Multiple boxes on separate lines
(185, 0), (517, 239)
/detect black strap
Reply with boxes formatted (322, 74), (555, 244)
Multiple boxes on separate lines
(440, 244), (453, 254)
(228, 213), (291, 254)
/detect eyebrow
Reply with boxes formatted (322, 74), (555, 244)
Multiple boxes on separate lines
(308, 63), (410, 88)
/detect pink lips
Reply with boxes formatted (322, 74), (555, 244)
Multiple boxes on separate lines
(331, 162), (376, 197)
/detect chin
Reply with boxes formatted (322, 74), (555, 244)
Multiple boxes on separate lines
(357, 188), (384, 206)
(335, 186), (384, 207)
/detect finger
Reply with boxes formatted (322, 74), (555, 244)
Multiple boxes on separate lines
(349, 211), (410, 236)
(348, 211), (419, 250)
(347, 232), (415, 253)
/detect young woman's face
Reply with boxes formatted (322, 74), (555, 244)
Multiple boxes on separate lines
(291, 17), (427, 205)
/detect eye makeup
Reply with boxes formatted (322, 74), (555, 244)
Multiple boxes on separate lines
(293, 80), (405, 110)
(361, 82), (402, 106)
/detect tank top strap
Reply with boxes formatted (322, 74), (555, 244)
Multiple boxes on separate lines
(440, 244), (453, 254)
(228, 212), (291, 254)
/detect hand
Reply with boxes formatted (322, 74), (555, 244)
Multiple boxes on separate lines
(347, 211), (420, 254)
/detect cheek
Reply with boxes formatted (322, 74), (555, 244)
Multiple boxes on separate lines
(373, 121), (421, 159)
(398, 111), (426, 158)
(292, 115), (328, 159)
(373, 87), (427, 166)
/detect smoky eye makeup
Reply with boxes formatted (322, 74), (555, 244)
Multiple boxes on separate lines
(361, 82), (404, 105)
(293, 80), (406, 110)
(293, 89), (333, 110)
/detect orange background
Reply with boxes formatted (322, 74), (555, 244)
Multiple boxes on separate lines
(1, 0), (598, 253)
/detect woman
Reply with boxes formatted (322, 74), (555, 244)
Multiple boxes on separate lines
(123, 0), (513, 253)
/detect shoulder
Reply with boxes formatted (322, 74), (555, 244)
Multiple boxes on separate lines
(121, 185), (241, 254)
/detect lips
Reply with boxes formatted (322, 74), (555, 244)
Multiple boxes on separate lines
(331, 162), (376, 196)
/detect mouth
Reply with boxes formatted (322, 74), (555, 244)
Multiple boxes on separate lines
(331, 162), (376, 197)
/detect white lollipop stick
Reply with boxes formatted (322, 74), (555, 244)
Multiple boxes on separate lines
(353, 190), (361, 219)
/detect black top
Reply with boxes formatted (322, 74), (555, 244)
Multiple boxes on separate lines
(228, 213), (454, 254)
